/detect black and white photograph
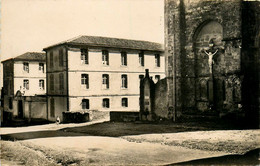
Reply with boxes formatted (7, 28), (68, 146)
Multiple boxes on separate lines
(0, 0), (259, 165)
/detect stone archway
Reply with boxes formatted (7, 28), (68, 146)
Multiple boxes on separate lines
(194, 21), (224, 113)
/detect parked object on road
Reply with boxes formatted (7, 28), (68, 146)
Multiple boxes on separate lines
(56, 116), (60, 125)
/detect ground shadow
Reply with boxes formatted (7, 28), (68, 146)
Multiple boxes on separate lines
(1, 130), (87, 141)
(1, 120), (252, 140)
(170, 148), (260, 165)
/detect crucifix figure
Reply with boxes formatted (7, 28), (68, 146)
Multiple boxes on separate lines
(204, 41), (218, 74)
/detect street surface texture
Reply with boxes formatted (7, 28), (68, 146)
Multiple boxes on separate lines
(1, 136), (229, 166)
(1, 128), (260, 165)
(1, 117), (259, 165)
(122, 130), (260, 154)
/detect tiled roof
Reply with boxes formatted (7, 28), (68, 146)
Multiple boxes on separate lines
(14, 52), (45, 61)
(43, 35), (163, 52)
(2, 52), (46, 63)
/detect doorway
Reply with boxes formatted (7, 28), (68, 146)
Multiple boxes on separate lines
(18, 100), (23, 118)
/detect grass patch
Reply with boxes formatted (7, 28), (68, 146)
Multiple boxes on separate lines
(1, 140), (101, 166)
(1, 140), (56, 166)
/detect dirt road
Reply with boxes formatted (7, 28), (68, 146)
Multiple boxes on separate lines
(20, 136), (229, 165)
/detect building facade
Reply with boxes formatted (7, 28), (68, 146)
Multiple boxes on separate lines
(44, 36), (165, 121)
(151, 0), (259, 124)
(2, 52), (46, 119)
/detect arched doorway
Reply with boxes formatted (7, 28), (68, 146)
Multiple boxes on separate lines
(194, 21), (224, 112)
(15, 90), (23, 118)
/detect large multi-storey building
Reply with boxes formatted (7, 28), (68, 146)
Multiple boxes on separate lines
(43, 36), (164, 121)
(2, 52), (46, 118)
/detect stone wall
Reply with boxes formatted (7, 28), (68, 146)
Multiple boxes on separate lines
(241, 1), (260, 126)
(154, 78), (169, 119)
(165, 0), (246, 118)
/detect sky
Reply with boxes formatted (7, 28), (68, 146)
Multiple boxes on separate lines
(0, 0), (164, 88)
(1, 0), (164, 61)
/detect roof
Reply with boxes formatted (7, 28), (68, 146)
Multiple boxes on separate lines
(43, 35), (164, 52)
(2, 52), (45, 63)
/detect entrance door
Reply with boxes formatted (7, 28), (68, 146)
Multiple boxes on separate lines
(18, 100), (23, 118)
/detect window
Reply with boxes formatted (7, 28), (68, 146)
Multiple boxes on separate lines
(102, 74), (109, 89)
(23, 80), (29, 90)
(102, 98), (110, 108)
(155, 54), (160, 67)
(39, 80), (44, 90)
(122, 98), (128, 107)
(50, 98), (55, 117)
(81, 74), (89, 89)
(50, 74), (54, 91)
(82, 99), (89, 109)
(81, 49), (89, 64)
(39, 63), (44, 73)
(59, 49), (63, 67)
(23, 62), (29, 73)
(121, 52), (127, 66)
(50, 51), (54, 68)
(121, 75), (128, 88)
(139, 52), (144, 66)
(139, 75), (144, 80)
(155, 75), (160, 83)
(59, 73), (64, 90)
(102, 50), (109, 65)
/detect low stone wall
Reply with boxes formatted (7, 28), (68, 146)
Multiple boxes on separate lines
(62, 112), (89, 123)
(110, 111), (139, 122)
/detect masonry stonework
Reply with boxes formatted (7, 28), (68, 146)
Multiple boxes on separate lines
(147, 0), (259, 124)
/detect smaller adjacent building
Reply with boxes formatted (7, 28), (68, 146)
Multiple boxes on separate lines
(2, 52), (47, 120)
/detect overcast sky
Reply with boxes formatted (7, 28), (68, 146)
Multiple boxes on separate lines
(1, 0), (164, 61)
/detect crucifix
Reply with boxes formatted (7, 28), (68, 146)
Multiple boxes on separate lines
(204, 43), (218, 74)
